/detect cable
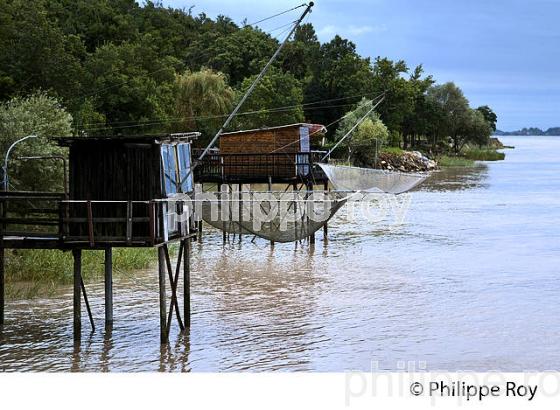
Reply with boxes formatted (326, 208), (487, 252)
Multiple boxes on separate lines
(321, 95), (386, 161)
(246, 4), (307, 27)
(79, 102), (365, 132)
(269, 93), (386, 153)
(80, 91), (386, 129)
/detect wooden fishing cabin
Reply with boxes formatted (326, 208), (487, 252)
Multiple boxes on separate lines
(0, 133), (199, 343)
(194, 123), (331, 245)
(195, 123), (329, 185)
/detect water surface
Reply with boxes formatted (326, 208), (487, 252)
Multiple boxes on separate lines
(1, 136), (559, 372)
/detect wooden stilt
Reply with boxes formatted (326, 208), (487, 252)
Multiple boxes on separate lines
(163, 244), (184, 332)
(80, 277), (95, 332)
(219, 183), (226, 243)
(0, 246), (4, 327)
(0, 203), (5, 327)
(183, 238), (191, 328)
(238, 183), (242, 242)
(158, 246), (168, 343)
(308, 182), (315, 245)
(323, 181), (329, 240)
(73, 249), (82, 342)
(104, 247), (113, 329)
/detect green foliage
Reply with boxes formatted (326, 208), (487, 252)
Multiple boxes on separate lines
(462, 148), (505, 161)
(233, 67), (304, 129)
(82, 38), (179, 134)
(388, 130), (402, 148)
(305, 35), (374, 128)
(281, 24), (321, 81)
(381, 146), (404, 155)
(189, 26), (277, 86)
(0, 92), (72, 191)
(0, 0), (86, 104)
(371, 58), (413, 133)
(0, 0), (498, 153)
(465, 109), (493, 147)
(332, 99), (388, 166)
(436, 155), (475, 167)
(426, 82), (492, 153)
(476, 105), (498, 132)
(5, 248), (157, 298)
(174, 68), (235, 142)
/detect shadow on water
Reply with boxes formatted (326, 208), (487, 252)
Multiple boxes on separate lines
(419, 163), (489, 192)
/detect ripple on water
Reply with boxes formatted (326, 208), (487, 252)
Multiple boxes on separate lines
(1, 136), (560, 371)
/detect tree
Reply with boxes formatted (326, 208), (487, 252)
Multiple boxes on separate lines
(466, 109), (493, 147)
(401, 64), (435, 149)
(45, 0), (140, 53)
(174, 68), (235, 143)
(334, 98), (388, 165)
(189, 26), (278, 86)
(0, 92), (72, 192)
(476, 105), (497, 132)
(280, 23), (321, 81)
(304, 35), (374, 130)
(0, 0), (86, 105)
(232, 67), (304, 130)
(82, 37), (180, 134)
(370, 57), (417, 143)
(427, 82), (470, 153)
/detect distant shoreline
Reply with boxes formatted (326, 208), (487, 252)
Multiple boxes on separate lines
(494, 127), (560, 137)
(493, 134), (560, 137)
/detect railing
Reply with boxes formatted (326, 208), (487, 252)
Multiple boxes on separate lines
(0, 191), (65, 239)
(62, 199), (194, 246)
(0, 192), (194, 247)
(195, 151), (327, 182)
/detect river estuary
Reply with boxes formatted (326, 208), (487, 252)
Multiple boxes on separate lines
(1, 136), (559, 372)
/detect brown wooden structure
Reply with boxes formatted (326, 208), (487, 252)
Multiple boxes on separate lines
(195, 123), (329, 184)
(194, 124), (331, 245)
(0, 133), (199, 343)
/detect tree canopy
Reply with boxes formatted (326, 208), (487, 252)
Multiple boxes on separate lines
(0, 0), (496, 153)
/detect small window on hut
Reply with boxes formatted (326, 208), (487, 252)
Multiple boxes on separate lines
(161, 144), (178, 196)
(177, 143), (193, 193)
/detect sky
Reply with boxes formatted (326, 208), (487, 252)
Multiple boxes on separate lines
(164, 0), (560, 131)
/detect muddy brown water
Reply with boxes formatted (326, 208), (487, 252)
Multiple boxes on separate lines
(1, 136), (559, 372)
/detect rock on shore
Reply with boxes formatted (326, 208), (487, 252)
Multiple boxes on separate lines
(378, 151), (437, 172)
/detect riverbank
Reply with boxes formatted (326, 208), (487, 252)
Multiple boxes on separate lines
(4, 248), (161, 299)
(2, 136), (558, 371)
(378, 139), (508, 171)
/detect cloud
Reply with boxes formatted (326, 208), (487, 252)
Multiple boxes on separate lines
(317, 24), (387, 40)
(348, 25), (374, 36)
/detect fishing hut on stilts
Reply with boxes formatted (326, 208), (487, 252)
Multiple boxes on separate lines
(0, 133), (198, 343)
(194, 123), (332, 245)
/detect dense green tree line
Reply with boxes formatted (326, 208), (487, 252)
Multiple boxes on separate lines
(0, 0), (496, 154)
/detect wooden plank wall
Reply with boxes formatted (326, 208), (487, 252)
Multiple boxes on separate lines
(68, 141), (162, 239)
(219, 126), (303, 178)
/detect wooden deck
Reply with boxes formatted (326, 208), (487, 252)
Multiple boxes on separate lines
(194, 151), (328, 184)
(0, 191), (195, 249)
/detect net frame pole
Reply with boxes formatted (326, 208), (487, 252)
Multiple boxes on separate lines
(197, 2), (315, 163)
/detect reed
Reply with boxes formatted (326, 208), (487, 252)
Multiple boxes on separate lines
(5, 248), (160, 298)
(462, 148), (506, 161)
(436, 155), (475, 167)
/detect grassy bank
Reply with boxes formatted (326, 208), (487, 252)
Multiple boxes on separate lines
(462, 148), (506, 161)
(436, 155), (475, 167)
(5, 247), (160, 299)
(437, 147), (505, 167)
